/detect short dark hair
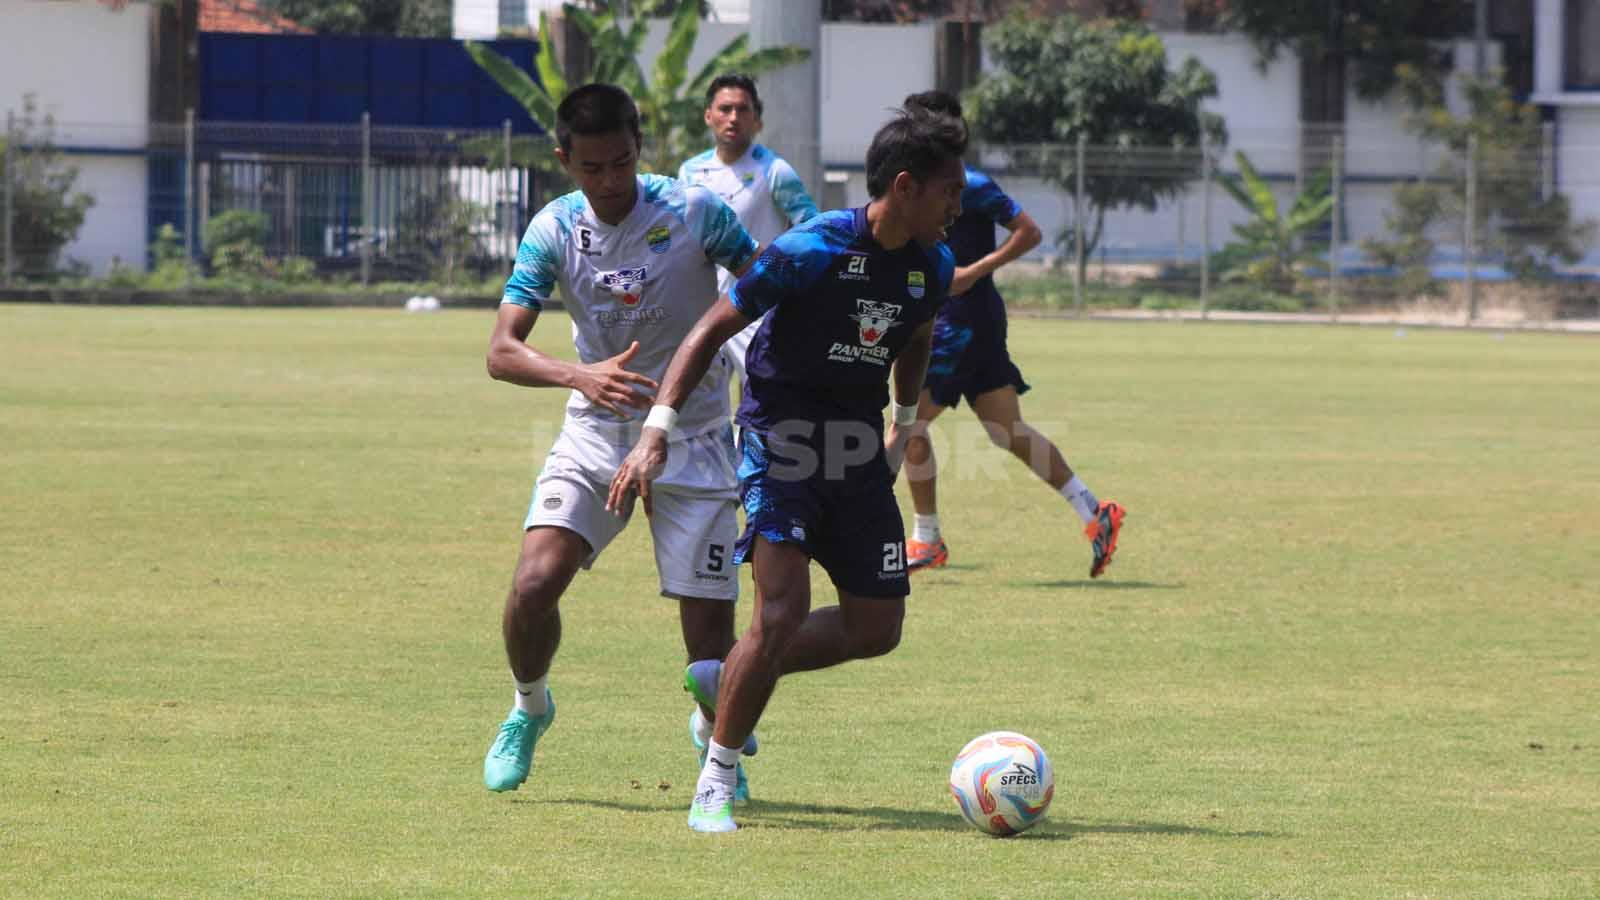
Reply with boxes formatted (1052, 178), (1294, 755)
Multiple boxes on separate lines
(555, 83), (641, 152)
(903, 90), (963, 120)
(864, 108), (968, 198)
(705, 73), (763, 117)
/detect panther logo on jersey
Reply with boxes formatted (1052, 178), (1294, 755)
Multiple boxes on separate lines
(849, 300), (902, 347)
(597, 267), (648, 307)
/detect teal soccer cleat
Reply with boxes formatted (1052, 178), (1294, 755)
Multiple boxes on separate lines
(685, 659), (756, 802)
(483, 689), (555, 792)
(691, 712), (750, 804)
(687, 779), (738, 834)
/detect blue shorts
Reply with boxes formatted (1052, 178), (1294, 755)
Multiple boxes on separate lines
(923, 290), (1031, 409)
(732, 430), (910, 598)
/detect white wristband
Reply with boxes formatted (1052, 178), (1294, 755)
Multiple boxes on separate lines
(643, 404), (678, 434)
(891, 401), (918, 427)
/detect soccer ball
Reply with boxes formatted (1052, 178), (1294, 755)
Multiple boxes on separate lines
(948, 731), (1054, 836)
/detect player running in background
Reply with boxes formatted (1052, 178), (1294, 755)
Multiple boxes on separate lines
(609, 107), (967, 833)
(480, 84), (760, 796)
(678, 73), (820, 382)
(898, 90), (1125, 579)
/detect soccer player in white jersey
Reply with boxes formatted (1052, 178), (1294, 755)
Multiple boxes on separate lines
(678, 73), (820, 382)
(480, 84), (761, 797)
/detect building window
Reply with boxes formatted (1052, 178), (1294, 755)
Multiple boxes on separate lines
(1568, 0), (1600, 88)
(499, 0), (528, 31)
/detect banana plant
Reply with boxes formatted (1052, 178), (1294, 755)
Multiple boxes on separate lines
(1213, 149), (1335, 293)
(465, 2), (809, 174)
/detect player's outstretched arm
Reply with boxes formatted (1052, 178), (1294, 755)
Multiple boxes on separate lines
(884, 319), (936, 477)
(606, 295), (752, 515)
(486, 303), (657, 417)
(950, 210), (1042, 297)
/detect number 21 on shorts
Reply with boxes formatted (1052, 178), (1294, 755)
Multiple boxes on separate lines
(882, 541), (905, 573)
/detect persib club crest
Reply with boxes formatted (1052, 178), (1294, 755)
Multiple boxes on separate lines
(850, 299), (903, 347)
(906, 270), (926, 299)
(598, 266), (648, 306)
(646, 225), (672, 254)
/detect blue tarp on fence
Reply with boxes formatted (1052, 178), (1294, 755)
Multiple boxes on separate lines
(198, 34), (543, 133)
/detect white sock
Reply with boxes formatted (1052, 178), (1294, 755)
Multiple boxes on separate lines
(912, 513), (941, 544)
(1060, 475), (1099, 524)
(690, 707), (714, 746)
(700, 739), (742, 789)
(513, 676), (549, 716)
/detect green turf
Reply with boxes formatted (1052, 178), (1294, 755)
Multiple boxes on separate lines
(3, 305), (1597, 898)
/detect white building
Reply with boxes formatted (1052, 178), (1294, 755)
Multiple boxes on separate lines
(2, 0), (154, 276)
(1533, 0), (1600, 246)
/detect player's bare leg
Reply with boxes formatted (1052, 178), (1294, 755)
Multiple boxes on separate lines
(485, 526), (587, 791)
(679, 595), (736, 731)
(689, 538), (809, 832)
(903, 389), (951, 571)
(970, 385), (1125, 577)
(503, 527), (587, 680)
(679, 594), (756, 801)
(772, 591), (905, 674)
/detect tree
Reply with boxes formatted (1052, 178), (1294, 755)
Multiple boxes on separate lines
(1361, 69), (1596, 293)
(2, 96), (95, 279)
(1213, 150), (1333, 294)
(392, 185), (491, 286)
(1221, 0), (1473, 104)
(258, 0), (451, 37)
(965, 13), (1224, 289)
(466, 2), (809, 174)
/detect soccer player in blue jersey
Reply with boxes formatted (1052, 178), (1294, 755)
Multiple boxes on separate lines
(679, 73), (820, 382)
(899, 90), (1125, 579)
(609, 107), (968, 833)
(675, 72), (819, 783)
(479, 84), (761, 796)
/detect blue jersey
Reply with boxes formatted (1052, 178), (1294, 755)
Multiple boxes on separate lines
(944, 166), (1023, 301)
(729, 206), (956, 432)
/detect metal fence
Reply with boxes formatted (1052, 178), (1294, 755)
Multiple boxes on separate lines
(976, 123), (1600, 323)
(2, 115), (577, 289)
(4, 115), (1600, 323)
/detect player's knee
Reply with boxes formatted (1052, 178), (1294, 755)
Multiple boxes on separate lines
(982, 420), (1015, 450)
(509, 562), (566, 617)
(750, 591), (808, 651)
(853, 615), (903, 659)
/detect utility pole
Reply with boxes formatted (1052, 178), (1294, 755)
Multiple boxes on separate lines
(749, 0), (822, 198)
(1474, 0), (1489, 77)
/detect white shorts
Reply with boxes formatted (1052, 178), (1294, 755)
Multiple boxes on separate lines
(523, 424), (740, 601)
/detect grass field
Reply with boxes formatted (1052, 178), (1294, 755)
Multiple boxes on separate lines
(3, 304), (1598, 898)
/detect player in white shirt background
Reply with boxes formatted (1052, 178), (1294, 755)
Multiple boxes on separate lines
(678, 74), (820, 382)
(480, 84), (761, 797)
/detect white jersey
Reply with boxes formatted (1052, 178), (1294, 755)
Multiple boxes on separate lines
(502, 173), (758, 443)
(678, 144), (819, 295)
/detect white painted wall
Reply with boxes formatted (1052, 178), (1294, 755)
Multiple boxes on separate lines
(1, 0), (150, 147)
(635, 19), (747, 93)
(636, 19), (936, 169)
(627, 19), (932, 170)
(63, 156), (151, 272)
(1557, 106), (1600, 244)
(2, 0), (152, 274)
(454, 0), (749, 39)
(819, 23), (939, 167)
